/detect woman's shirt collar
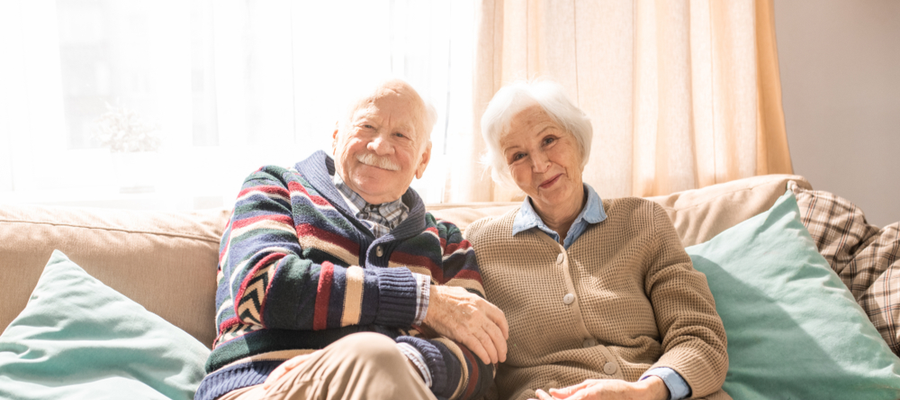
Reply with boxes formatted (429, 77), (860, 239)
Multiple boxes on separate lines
(512, 183), (608, 249)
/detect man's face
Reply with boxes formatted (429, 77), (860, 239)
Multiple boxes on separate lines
(333, 85), (431, 205)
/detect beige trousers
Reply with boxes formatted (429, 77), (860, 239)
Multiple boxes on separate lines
(217, 332), (437, 400)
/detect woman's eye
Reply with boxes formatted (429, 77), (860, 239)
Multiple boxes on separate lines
(542, 136), (556, 146)
(512, 153), (526, 162)
(363, 124), (375, 130)
(393, 132), (407, 139)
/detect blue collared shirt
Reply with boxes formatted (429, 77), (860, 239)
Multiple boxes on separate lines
(512, 183), (691, 400)
(512, 184), (607, 249)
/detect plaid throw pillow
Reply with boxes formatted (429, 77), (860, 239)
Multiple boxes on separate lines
(789, 181), (900, 356)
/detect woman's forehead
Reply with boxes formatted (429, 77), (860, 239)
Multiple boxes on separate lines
(500, 107), (563, 145)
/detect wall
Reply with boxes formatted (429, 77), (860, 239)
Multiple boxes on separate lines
(774, 0), (899, 227)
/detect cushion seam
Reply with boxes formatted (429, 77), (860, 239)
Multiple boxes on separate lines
(657, 180), (799, 212)
(0, 219), (221, 243)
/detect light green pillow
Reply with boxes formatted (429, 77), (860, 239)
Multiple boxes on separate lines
(686, 191), (900, 399)
(0, 250), (209, 400)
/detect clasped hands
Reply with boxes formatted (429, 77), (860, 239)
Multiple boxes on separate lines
(264, 285), (509, 390)
(421, 284), (510, 365)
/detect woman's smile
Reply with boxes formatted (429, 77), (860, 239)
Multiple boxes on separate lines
(539, 173), (563, 189)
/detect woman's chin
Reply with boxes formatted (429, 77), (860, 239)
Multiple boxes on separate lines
(533, 187), (578, 211)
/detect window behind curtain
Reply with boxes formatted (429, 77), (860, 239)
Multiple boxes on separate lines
(0, 0), (473, 209)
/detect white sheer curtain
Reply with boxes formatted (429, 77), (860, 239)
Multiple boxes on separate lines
(454, 0), (792, 203)
(0, 0), (474, 209)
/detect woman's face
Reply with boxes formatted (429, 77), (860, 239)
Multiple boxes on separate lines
(500, 104), (585, 215)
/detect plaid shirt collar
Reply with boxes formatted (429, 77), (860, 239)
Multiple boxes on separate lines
(332, 171), (409, 238)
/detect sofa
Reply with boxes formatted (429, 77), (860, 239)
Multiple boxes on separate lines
(2, 173), (899, 400)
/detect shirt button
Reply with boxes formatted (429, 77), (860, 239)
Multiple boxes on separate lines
(603, 361), (618, 375)
(563, 293), (575, 305)
(556, 253), (564, 264)
(375, 246), (383, 257)
(582, 338), (597, 348)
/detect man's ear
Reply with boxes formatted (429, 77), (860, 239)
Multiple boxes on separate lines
(332, 123), (340, 154)
(415, 141), (432, 179)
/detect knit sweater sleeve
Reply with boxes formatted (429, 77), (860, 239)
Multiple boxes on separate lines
(643, 202), (729, 398)
(395, 216), (495, 400)
(215, 166), (417, 337)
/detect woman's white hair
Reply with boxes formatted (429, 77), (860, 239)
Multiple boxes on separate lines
(480, 79), (593, 188)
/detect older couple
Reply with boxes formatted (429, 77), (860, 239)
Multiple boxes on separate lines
(197, 78), (729, 400)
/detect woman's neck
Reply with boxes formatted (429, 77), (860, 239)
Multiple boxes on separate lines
(533, 193), (586, 245)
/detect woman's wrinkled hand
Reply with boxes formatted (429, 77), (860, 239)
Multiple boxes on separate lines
(530, 377), (668, 400)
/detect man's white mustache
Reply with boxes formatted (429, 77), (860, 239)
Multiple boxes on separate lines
(357, 153), (400, 171)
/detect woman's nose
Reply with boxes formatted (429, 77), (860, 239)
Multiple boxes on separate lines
(531, 151), (550, 173)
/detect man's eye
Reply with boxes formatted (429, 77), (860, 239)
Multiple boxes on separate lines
(363, 124), (375, 130)
(393, 132), (407, 139)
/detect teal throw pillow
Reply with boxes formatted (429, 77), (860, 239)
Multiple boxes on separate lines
(686, 190), (900, 399)
(0, 250), (210, 400)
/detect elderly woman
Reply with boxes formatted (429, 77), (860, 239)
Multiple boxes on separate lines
(466, 81), (730, 400)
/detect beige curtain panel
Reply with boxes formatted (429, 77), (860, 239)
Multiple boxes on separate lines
(450, 0), (792, 202)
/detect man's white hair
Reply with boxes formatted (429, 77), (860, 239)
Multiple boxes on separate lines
(336, 76), (437, 144)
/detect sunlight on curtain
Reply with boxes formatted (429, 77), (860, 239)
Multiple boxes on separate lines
(457, 0), (792, 202)
(0, 0), (474, 210)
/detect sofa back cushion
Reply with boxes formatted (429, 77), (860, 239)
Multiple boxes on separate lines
(431, 174), (812, 247)
(1, 173), (810, 346)
(0, 204), (229, 347)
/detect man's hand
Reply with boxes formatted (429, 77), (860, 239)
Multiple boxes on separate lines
(422, 285), (509, 364)
(530, 377), (669, 400)
(263, 353), (314, 390)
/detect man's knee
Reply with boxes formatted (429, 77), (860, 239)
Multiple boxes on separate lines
(331, 332), (405, 366)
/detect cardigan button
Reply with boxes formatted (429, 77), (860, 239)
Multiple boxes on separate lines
(563, 293), (575, 305)
(603, 361), (618, 375)
(375, 246), (383, 257)
(582, 338), (597, 348)
(556, 253), (564, 264)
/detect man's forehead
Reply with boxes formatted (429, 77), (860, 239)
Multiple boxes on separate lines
(352, 98), (422, 128)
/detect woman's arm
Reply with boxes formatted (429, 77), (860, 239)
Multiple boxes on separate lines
(641, 203), (729, 398)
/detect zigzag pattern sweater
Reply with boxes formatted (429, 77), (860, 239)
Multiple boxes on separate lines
(195, 151), (493, 400)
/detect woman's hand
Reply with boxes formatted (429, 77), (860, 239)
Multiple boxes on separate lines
(530, 377), (669, 400)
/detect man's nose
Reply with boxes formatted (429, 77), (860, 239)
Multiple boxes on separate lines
(367, 135), (393, 155)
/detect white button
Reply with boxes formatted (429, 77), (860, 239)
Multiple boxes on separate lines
(603, 361), (617, 374)
(563, 293), (575, 305)
(582, 338), (597, 348)
(556, 253), (564, 264)
(375, 246), (383, 257)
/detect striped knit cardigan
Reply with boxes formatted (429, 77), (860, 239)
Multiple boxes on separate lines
(195, 151), (493, 400)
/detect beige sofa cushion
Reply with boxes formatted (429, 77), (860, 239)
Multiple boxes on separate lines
(647, 174), (811, 246)
(431, 174), (811, 247)
(0, 205), (230, 348)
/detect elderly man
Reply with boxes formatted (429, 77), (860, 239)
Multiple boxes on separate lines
(194, 79), (508, 400)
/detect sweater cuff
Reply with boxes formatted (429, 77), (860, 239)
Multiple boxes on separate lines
(373, 267), (418, 327)
(396, 336), (458, 400)
(397, 342), (433, 388)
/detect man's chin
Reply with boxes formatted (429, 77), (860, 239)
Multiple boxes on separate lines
(350, 175), (410, 203)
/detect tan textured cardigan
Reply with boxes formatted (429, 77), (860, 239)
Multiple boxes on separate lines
(467, 197), (730, 400)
